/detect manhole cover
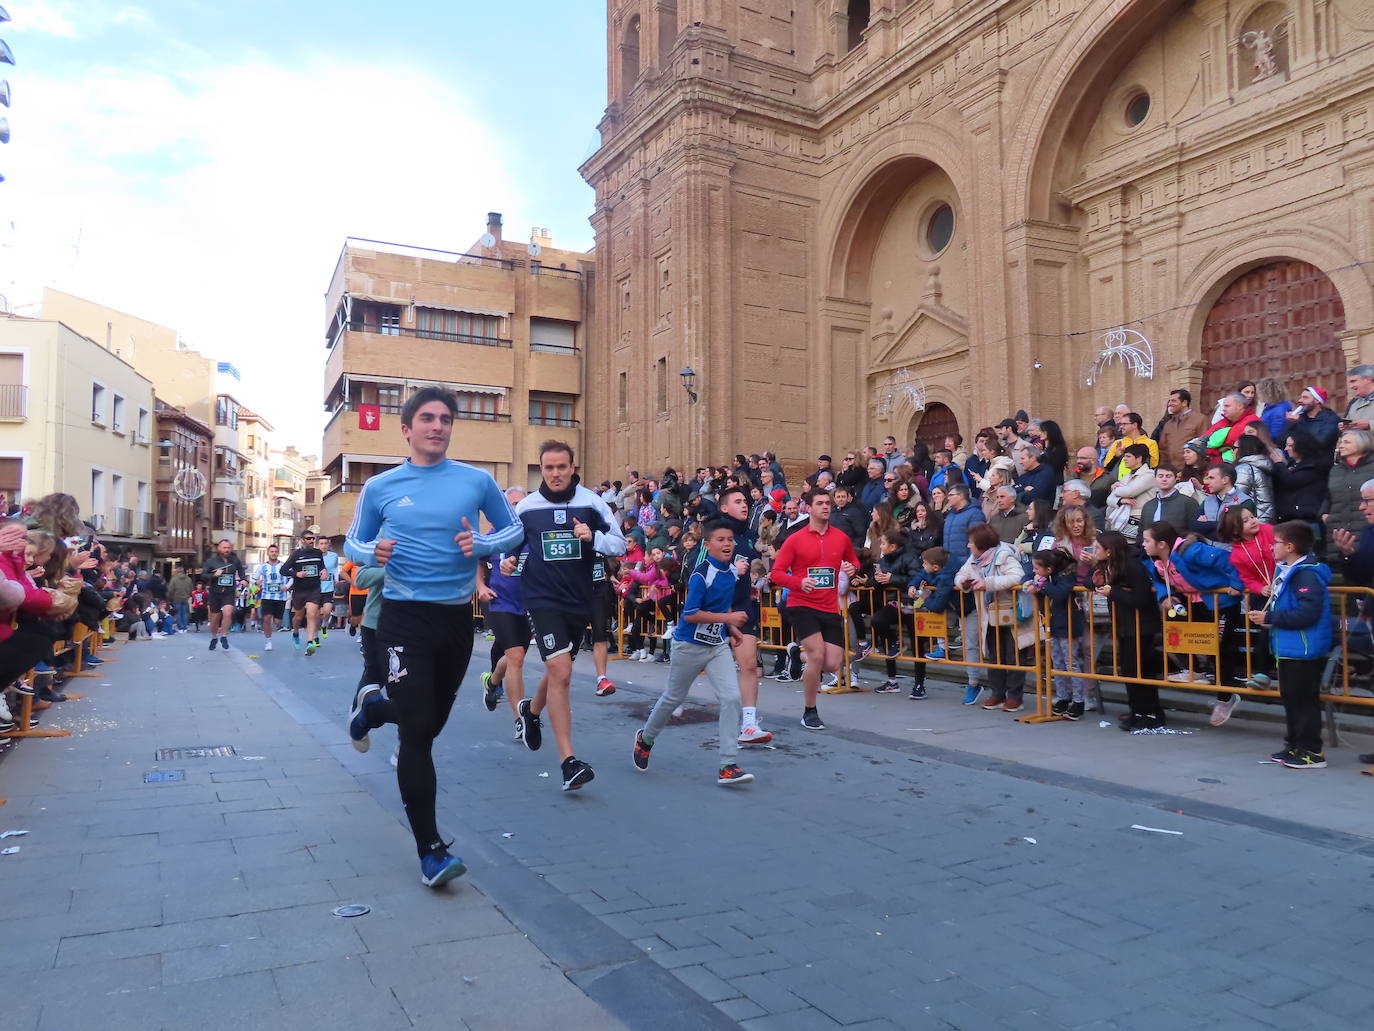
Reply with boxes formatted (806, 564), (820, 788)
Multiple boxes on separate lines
(143, 770), (185, 783)
(333, 904), (371, 918)
(155, 745), (236, 760)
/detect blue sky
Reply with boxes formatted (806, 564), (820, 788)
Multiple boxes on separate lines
(1, 0), (608, 448)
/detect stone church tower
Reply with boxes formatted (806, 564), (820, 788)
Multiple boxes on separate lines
(581, 0), (1374, 475)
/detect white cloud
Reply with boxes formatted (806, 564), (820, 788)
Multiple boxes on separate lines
(2, 54), (527, 455)
(6, 1), (151, 38)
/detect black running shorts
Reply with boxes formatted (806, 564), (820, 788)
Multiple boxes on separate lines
(737, 598), (761, 640)
(349, 594), (366, 618)
(291, 588), (322, 612)
(489, 610), (529, 655)
(527, 609), (585, 661)
(208, 589), (236, 611)
(260, 599), (286, 620)
(786, 605), (844, 647)
(588, 588), (615, 645)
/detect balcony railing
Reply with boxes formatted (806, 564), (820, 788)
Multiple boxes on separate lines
(0, 384), (26, 418)
(112, 508), (133, 535)
(326, 401), (511, 424)
(530, 343), (580, 355)
(529, 416), (581, 428)
(323, 481), (370, 501)
(530, 264), (582, 279)
(135, 512), (153, 537)
(347, 320), (512, 348)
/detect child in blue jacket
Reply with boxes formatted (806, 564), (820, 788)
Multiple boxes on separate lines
(1025, 549), (1090, 720)
(1246, 521), (1332, 769)
(899, 547), (955, 700)
(1142, 520), (1246, 726)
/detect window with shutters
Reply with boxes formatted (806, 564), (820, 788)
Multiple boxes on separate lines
(454, 392), (501, 421)
(0, 456), (22, 503)
(416, 307), (508, 345)
(530, 318), (576, 353)
(529, 394), (576, 427)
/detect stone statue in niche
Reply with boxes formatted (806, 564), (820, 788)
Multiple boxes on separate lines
(1241, 27), (1280, 83)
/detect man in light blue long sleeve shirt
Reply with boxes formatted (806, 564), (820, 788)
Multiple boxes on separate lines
(342, 387), (522, 889)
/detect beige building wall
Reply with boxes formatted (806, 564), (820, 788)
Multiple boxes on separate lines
(240, 411), (276, 564)
(0, 317), (157, 549)
(42, 287), (218, 428)
(582, 0), (1374, 472)
(317, 223), (593, 536)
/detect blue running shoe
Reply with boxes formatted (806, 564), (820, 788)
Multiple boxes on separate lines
(349, 684), (382, 753)
(961, 684), (982, 706)
(924, 646), (946, 661)
(84, 655), (103, 666)
(419, 850), (467, 888)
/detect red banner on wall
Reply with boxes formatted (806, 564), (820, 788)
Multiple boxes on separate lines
(357, 404), (381, 431)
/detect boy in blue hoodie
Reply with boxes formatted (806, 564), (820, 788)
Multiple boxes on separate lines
(632, 521), (755, 786)
(1247, 520), (1332, 769)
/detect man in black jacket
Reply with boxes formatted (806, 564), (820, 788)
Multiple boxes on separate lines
(281, 531), (326, 655)
(830, 485), (869, 548)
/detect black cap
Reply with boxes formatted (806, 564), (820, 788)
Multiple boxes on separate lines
(1014, 410), (1030, 422)
(995, 418), (1019, 430)
(818, 454), (832, 462)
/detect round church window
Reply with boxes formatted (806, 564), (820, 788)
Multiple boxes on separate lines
(926, 204), (955, 255)
(1125, 92), (1151, 128)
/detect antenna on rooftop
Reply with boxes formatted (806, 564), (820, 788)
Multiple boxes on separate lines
(478, 232), (497, 249)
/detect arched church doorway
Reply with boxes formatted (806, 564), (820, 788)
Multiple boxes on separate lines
(910, 402), (959, 449)
(1201, 260), (1347, 412)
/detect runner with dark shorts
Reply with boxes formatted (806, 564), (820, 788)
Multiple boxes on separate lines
(714, 485), (772, 744)
(501, 440), (626, 791)
(342, 559), (367, 636)
(282, 531), (325, 656)
(768, 490), (858, 731)
(590, 553), (618, 697)
(202, 539), (248, 652)
(475, 487), (529, 739)
(256, 544), (287, 651)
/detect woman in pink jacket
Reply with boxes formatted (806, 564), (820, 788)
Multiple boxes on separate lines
(621, 553), (676, 662)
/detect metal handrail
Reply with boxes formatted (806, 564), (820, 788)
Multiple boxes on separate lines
(346, 321), (513, 348)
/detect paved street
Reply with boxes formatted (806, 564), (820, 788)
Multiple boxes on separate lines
(4, 629), (1374, 1031)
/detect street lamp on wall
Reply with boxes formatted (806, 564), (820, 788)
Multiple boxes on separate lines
(680, 366), (698, 405)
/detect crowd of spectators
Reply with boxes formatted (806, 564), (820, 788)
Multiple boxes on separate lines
(582, 367), (1374, 742)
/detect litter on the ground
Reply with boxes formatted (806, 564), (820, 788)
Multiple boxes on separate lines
(0, 830), (27, 839)
(538, 772), (549, 778)
(1, 846), (19, 855)
(1130, 726), (1194, 735)
(1099, 721), (1112, 728)
(240, 756), (265, 761)
(1023, 837), (1037, 844)
(502, 832), (514, 838)
(1131, 824), (1183, 835)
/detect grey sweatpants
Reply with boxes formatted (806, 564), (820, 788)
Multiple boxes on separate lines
(643, 639), (740, 761)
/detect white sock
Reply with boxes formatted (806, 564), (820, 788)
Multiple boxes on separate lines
(742, 706), (757, 727)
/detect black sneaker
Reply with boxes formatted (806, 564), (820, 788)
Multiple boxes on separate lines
(1280, 749), (1327, 770)
(909, 683), (927, 700)
(561, 756), (595, 791)
(517, 698), (542, 751)
(1120, 714), (1165, 732)
(800, 708), (825, 731)
(1263, 748), (1297, 764)
(786, 642), (803, 679)
(1052, 698), (1071, 716)
(632, 730), (652, 772)
(481, 672), (501, 712)
(209, 637), (218, 651)
(221, 635), (230, 649)
(1065, 701), (1085, 721)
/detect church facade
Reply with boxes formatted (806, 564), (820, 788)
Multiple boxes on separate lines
(580, 0), (1374, 472)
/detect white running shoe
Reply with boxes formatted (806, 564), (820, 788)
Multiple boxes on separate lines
(821, 672), (839, 688)
(737, 725), (773, 745)
(265, 640), (273, 651)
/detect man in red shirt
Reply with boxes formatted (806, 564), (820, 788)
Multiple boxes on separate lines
(768, 490), (858, 730)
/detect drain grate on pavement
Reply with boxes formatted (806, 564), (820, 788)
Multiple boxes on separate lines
(154, 745), (236, 760)
(143, 770), (186, 783)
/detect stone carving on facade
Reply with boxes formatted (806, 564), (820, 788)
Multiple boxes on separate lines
(1241, 26), (1283, 84)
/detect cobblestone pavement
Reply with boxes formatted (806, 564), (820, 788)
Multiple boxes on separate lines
(4, 628), (1373, 1030)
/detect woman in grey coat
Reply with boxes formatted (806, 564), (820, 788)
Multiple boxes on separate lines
(1232, 436), (1274, 523)
(1326, 429), (1374, 539)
